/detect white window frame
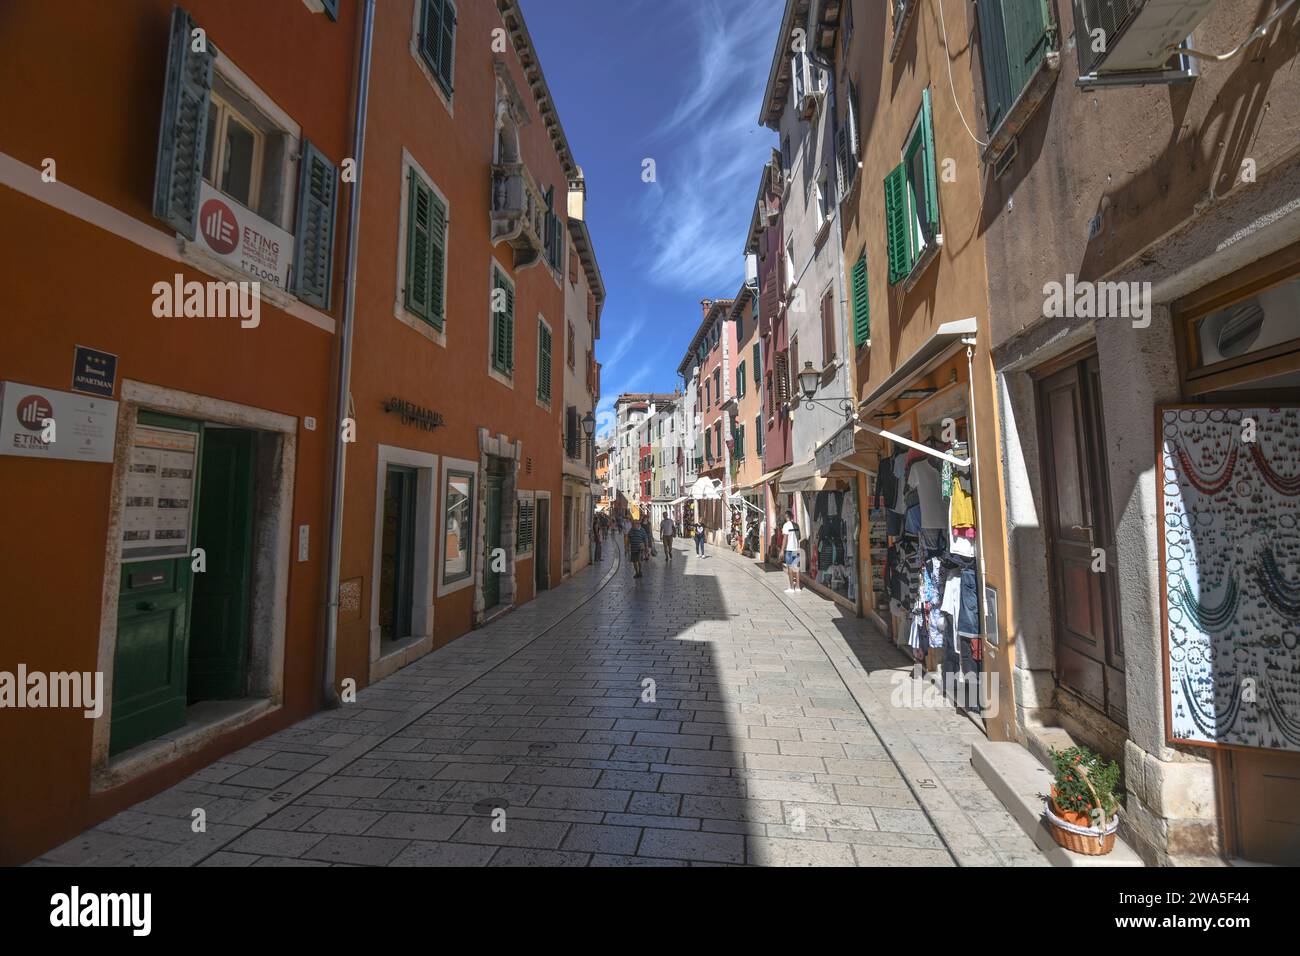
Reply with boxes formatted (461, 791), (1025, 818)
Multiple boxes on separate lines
(515, 490), (536, 561)
(437, 456), (479, 597)
(369, 446), (439, 680)
(536, 313), (554, 411)
(204, 91), (267, 215)
(409, 0), (455, 118)
(487, 256), (516, 389)
(393, 147), (450, 347)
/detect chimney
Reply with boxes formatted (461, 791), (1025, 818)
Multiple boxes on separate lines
(568, 166), (586, 220)
(700, 298), (713, 320)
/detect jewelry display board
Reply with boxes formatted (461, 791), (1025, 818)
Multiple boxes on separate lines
(1159, 404), (1300, 752)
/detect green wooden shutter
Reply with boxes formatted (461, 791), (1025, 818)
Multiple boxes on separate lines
(756, 415), (763, 455)
(492, 269), (514, 374)
(884, 163), (910, 285)
(429, 191), (447, 326)
(753, 343), (761, 382)
(153, 6), (216, 240)
(1005, 0), (1052, 96)
(438, 0), (457, 93)
(293, 140), (338, 309)
(851, 253), (870, 347)
(538, 323), (552, 402)
(976, 0), (1013, 134)
(321, 0), (339, 20)
(920, 89), (940, 234)
(405, 172), (433, 321)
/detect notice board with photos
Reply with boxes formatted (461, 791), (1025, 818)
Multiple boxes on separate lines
(121, 425), (199, 562)
(1159, 404), (1300, 753)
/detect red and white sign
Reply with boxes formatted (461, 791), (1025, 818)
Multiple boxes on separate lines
(0, 382), (116, 462)
(194, 182), (294, 289)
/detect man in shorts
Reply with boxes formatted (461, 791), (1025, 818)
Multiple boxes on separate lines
(781, 509), (802, 593)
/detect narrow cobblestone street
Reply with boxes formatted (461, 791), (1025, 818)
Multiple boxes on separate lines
(36, 539), (1045, 868)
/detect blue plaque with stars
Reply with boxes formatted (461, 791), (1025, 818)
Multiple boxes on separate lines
(72, 345), (118, 397)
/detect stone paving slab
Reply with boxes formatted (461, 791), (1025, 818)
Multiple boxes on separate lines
(34, 538), (1046, 868)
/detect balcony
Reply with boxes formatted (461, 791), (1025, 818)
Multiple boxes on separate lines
(491, 162), (547, 269)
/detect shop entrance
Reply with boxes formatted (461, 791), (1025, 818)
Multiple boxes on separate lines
(111, 412), (256, 755)
(379, 464), (417, 641)
(1037, 354), (1127, 726)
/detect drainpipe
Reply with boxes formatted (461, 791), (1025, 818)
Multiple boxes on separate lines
(965, 340), (990, 654)
(322, 0), (376, 709)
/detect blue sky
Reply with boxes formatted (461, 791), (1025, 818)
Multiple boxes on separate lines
(521, 0), (783, 436)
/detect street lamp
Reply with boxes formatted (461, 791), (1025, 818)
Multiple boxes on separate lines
(581, 410), (598, 563)
(796, 361), (856, 420)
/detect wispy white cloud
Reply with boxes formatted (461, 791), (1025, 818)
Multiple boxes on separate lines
(638, 0), (780, 293)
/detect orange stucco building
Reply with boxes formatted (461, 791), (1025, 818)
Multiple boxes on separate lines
(0, 0), (597, 865)
(0, 0), (357, 863)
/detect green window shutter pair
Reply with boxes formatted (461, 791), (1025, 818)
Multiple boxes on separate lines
(885, 88), (939, 286)
(491, 269), (515, 374)
(404, 170), (446, 327)
(153, 6), (216, 241)
(538, 323), (552, 403)
(979, 0), (1053, 133)
(420, 0), (457, 96)
(851, 253), (870, 347)
(152, 8), (338, 309)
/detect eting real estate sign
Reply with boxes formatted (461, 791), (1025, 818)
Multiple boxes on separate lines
(194, 182), (293, 289)
(0, 382), (116, 462)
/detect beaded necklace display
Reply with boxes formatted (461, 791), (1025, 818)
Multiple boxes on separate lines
(1265, 677), (1300, 749)
(1179, 672), (1242, 739)
(1248, 443), (1300, 496)
(1171, 574), (1239, 632)
(1256, 549), (1300, 617)
(1172, 441), (1237, 496)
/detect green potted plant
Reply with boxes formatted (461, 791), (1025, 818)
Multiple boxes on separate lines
(1044, 746), (1123, 856)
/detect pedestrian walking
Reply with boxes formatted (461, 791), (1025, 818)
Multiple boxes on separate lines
(660, 515), (681, 561)
(781, 509), (803, 593)
(622, 515), (632, 557)
(592, 514), (602, 562)
(643, 518), (657, 557)
(627, 521), (648, 578)
(694, 520), (706, 556)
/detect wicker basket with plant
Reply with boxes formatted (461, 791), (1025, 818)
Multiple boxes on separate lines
(1044, 745), (1123, 856)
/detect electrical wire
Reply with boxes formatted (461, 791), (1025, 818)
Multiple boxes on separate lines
(1177, 0), (1299, 61)
(937, 0), (989, 147)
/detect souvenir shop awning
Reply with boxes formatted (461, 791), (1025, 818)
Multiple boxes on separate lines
(736, 467), (784, 492)
(690, 476), (723, 499)
(814, 422), (881, 481)
(778, 460), (828, 493)
(859, 317), (977, 415)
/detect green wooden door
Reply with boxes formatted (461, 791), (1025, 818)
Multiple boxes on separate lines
(483, 475), (503, 609)
(379, 464), (417, 640)
(110, 413), (201, 755)
(188, 428), (255, 701)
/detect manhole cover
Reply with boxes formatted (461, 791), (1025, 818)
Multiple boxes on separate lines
(472, 798), (510, 815)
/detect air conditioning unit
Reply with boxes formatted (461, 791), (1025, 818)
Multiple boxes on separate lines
(1075, 0), (1214, 82)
